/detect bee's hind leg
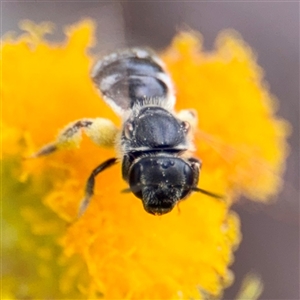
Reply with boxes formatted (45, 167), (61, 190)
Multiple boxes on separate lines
(30, 118), (119, 158)
(78, 157), (118, 217)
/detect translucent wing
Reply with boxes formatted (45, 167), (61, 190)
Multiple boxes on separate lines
(91, 48), (175, 115)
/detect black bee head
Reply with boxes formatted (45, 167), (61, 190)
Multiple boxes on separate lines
(128, 156), (200, 215)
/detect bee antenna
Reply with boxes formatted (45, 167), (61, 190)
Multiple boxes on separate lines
(192, 187), (224, 200)
(122, 185), (225, 200)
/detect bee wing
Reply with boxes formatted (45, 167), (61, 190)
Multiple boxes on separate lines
(91, 48), (175, 116)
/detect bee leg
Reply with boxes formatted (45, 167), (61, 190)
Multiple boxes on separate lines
(177, 109), (198, 132)
(78, 157), (118, 217)
(30, 118), (118, 158)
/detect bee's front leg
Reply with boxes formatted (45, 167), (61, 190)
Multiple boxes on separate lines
(30, 118), (119, 157)
(78, 157), (118, 217)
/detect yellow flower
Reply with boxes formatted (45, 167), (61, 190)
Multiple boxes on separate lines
(2, 20), (288, 299)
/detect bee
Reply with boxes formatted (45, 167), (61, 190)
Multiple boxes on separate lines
(33, 48), (222, 216)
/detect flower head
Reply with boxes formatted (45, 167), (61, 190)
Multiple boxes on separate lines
(2, 20), (288, 299)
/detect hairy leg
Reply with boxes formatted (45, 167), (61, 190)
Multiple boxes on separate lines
(30, 118), (119, 157)
(78, 157), (118, 217)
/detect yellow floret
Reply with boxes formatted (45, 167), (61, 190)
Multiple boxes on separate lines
(2, 20), (288, 299)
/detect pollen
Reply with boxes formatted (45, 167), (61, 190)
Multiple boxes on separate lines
(2, 21), (288, 299)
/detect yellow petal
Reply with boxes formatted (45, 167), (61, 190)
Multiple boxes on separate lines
(2, 20), (288, 299)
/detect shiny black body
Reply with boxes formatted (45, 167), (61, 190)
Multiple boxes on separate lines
(92, 49), (169, 112)
(121, 107), (188, 151)
(92, 48), (201, 215)
(121, 106), (200, 214)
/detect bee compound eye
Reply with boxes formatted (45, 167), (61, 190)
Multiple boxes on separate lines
(128, 160), (143, 199)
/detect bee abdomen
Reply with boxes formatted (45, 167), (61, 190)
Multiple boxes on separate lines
(91, 48), (174, 114)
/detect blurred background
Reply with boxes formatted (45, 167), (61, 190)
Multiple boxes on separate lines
(2, 1), (299, 299)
